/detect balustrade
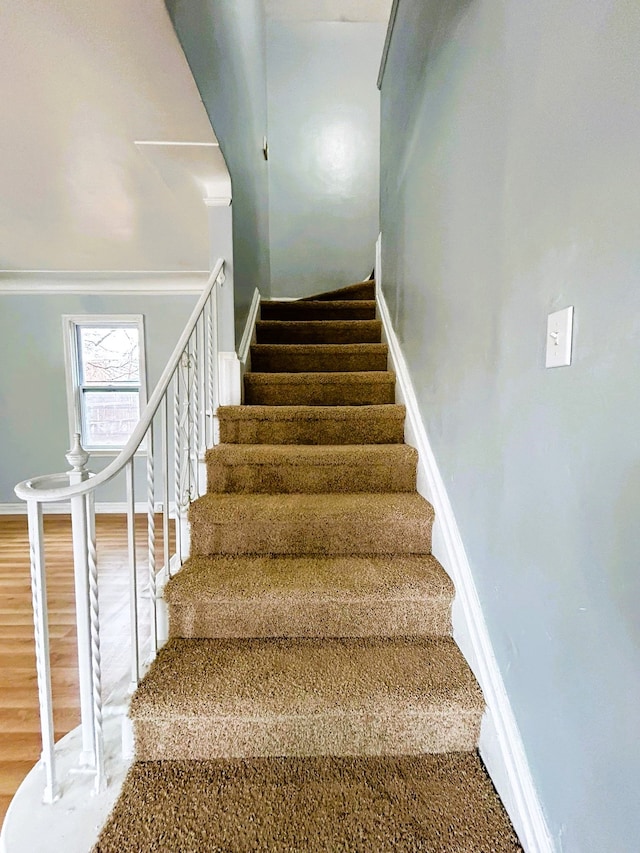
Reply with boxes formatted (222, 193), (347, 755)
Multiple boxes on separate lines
(13, 259), (226, 802)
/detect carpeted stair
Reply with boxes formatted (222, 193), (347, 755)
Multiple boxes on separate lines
(95, 280), (522, 852)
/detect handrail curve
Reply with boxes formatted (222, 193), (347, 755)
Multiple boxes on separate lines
(14, 258), (224, 503)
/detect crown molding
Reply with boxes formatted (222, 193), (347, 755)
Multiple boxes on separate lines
(0, 271), (211, 295)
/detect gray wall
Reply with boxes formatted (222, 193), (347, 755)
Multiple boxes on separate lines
(380, 1), (640, 851)
(165, 0), (271, 342)
(0, 293), (197, 504)
(266, 21), (385, 298)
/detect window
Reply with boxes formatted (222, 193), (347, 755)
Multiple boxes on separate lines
(63, 316), (147, 452)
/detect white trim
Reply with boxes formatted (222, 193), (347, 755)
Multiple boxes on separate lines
(238, 287), (262, 368)
(204, 197), (232, 207)
(0, 271), (210, 295)
(217, 352), (242, 407)
(0, 501), (175, 516)
(377, 284), (553, 853)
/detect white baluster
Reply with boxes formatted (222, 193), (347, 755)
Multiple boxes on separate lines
(173, 371), (183, 565)
(197, 315), (207, 495)
(192, 323), (205, 496)
(191, 333), (198, 492)
(211, 283), (220, 445)
(26, 499), (57, 804)
(125, 460), (140, 689)
(178, 351), (191, 561)
(161, 393), (171, 578)
(146, 424), (157, 660)
(66, 435), (96, 768)
(85, 491), (105, 792)
(205, 297), (214, 448)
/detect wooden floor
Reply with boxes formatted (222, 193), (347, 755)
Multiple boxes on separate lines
(0, 514), (174, 830)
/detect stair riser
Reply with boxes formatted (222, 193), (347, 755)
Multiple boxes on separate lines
(206, 461), (416, 493)
(169, 599), (452, 639)
(218, 413), (406, 445)
(244, 379), (395, 406)
(261, 301), (376, 321)
(134, 711), (481, 761)
(189, 510), (433, 556)
(256, 321), (382, 345)
(250, 347), (388, 373)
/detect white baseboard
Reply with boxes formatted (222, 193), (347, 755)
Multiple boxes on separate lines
(377, 283), (553, 853)
(0, 501), (175, 516)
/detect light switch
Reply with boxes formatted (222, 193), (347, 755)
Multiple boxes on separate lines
(545, 306), (574, 368)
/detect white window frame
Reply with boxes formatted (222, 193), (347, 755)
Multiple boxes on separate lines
(62, 314), (148, 456)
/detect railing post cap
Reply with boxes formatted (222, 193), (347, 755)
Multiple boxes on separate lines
(66, 433), (90, 472)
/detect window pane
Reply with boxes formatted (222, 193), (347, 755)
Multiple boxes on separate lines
(79, 327), (140, 385)
(82, 390), (140, 447)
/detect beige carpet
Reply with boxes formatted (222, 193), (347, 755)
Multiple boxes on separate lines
(94, 280), (522, 851)
(218, 404), (407, 445)
(95, 754), (521, 853)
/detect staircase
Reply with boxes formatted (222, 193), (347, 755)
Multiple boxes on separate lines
(94, 281), (521, 852)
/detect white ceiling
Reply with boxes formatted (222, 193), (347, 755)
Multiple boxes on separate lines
(0, 0), (229, 275)
(264, 0), (393, 23)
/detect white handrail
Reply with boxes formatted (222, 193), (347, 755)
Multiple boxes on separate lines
(14, 258), (225, 503)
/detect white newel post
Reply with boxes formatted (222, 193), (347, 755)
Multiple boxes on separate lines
(66, 434), (97, 769)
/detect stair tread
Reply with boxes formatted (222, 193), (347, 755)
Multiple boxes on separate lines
(189, 492), (434, 556)
(94, 755), (522, 853)
(244, 371), (395, 385)
(166, 553), (453, 604)
(166, 554), (452, 639)
(190, 491), (433, 526)
(257, 320), (380, 330)
(251, 343), (387, 352)
(250, 342), (389, 373)
(244, 371), (395, 406)
(218, 404), (406, 422)
(256, 319), (382, 344)
(205, 443), (416, 467)
(205, 443), (417, 492)
(260, 300), (376, 321)
(262, 300), (376, 308)
(218, 404), (406, 445)
(131, 636), (483, 719)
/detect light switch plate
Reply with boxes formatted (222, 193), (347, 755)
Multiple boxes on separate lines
(546, 306), (574, 368)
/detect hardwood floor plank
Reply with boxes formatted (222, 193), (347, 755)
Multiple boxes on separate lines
(0, 513), (174, 829)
